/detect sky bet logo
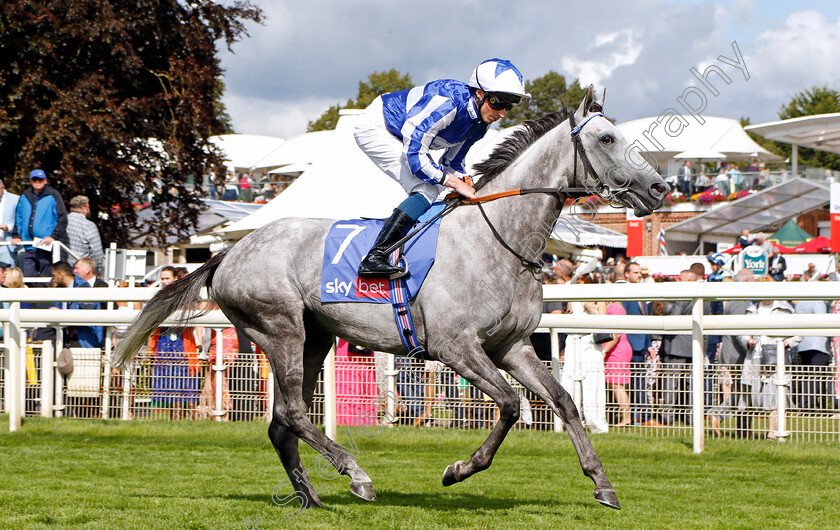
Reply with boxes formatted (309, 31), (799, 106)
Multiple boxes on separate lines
(355, 277), (389, 299)
(323, 277), (390, 299)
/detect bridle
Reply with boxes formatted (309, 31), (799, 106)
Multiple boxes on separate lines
(383, 110), (631, 270)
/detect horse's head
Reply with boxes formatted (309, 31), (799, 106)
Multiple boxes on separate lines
(569, 86), (669, 216)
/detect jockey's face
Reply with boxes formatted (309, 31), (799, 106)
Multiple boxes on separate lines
(476, 89), (506, 124)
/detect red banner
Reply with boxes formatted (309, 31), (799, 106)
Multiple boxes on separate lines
(832, 213), (840, 253)
(626, 219), (644, 257)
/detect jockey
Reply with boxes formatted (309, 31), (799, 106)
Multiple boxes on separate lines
(354, 58), (530, 278)
(706, 252), (732, 281)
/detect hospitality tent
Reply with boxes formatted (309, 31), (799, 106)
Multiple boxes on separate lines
(767, 218), (814, 247)
(616, 116), (782, 177)
(209, 134), (285, 172)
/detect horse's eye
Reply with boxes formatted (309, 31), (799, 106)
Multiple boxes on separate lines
(600, 135), (614, 144)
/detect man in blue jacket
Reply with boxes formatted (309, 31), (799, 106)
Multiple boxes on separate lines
(353, 58), (530, 278)
(11, 169), (67, 282)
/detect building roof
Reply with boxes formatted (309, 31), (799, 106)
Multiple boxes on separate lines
(665, 178), (829, 243)
(745, 113), (840, 155)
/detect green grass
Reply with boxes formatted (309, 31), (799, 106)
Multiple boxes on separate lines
(1, 416), (839, 529)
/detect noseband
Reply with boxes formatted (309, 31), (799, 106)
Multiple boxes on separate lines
(568, 111), (633, 208)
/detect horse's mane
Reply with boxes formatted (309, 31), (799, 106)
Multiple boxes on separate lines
(472, 108), (570, 191)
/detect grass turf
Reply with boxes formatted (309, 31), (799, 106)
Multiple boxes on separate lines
(1, 416), (838, 529)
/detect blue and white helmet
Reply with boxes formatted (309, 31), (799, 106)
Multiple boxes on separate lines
(468, 58), (531, 99)
(707, 252), (726, 266)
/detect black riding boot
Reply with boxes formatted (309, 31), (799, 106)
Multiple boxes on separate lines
(357, 208), (415, 278)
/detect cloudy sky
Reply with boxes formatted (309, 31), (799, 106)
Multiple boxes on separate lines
(218, 0), (840, 138)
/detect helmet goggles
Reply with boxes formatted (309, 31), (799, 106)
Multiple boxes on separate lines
(486, 93), (520, 111)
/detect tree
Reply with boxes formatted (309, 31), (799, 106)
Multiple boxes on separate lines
(308, 69), (413, 132)
(499, 71), (586, 127)
(0, 0), (262, 247)
(775, 86), (840, 170)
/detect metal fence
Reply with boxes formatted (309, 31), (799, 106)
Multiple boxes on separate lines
(2, 282), (840, 453)
(4, 339), (838, 444)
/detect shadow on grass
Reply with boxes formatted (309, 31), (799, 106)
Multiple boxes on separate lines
(319, 489), (592, 512)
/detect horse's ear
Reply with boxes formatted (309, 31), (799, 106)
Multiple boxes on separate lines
(591, 88), (606, 113)
(576, 84), (596, 117)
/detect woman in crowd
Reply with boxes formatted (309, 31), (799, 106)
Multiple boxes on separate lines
(601, 301), (633, 427)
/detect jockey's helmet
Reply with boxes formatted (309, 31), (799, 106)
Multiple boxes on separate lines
(468, 59), (531, 102)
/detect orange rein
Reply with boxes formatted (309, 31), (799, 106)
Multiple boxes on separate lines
(461, 189), (523, 204)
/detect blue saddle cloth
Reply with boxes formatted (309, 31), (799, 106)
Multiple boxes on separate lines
(321, 203), (445, 304)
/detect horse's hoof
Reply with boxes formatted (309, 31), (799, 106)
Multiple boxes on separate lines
(594, 488), (621, 509)
(442, 460), (465, 487)
(350, 481), (376, 502)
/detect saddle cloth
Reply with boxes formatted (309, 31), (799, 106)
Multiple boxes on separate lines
(321, 203), (446, 304)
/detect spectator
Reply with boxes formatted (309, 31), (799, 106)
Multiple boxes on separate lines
(560, 273), (608, 433)
(4, 266), (24, 288)
(768, 247), (787, 281)
(829, 261), (840, 282)
(222, 173), (239, 201)
(0, 262), (8, 340)
(147, 266), (202, 420)
(622, 262), (661, 426)
(50, 261), (103, 348)
(640, 265), (655, 283)
(708, 274), (752, 438)
(728, 164), (743, 192)
(713, 167), (730, 196)
(794, 293), (831, 410)
(552, 259), (574, 284)
(742, 281), (801, 439)
(65, 196), (104, 272)
(238, 173), (253, 202)
(755, 234), (775, 256)
(801, 262), (817, 281)
(660, 270), (711, 425)
(159, 265), (176, 286)
(602, 301), (632, 427)
(11, 169), (68, 283)
(690, 262), (706, 280)
(679, 160), (693, 196)
(73, 257), (108, 288)
(737, 228), (755, 249)
(0, 178), (20, 268)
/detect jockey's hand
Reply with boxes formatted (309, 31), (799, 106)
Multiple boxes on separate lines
(444, 173), (476, 199)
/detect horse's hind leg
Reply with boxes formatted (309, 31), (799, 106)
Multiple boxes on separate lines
(267, 317), (334, 509)
(495, 340), (621, 509)
(259, 312), (376, 507)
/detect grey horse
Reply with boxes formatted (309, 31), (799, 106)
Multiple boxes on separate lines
(115, 86), (668, 511)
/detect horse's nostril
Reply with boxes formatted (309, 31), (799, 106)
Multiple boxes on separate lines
(651, 183), (668, 197)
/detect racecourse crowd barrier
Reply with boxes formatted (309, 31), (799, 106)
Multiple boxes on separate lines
(2, 282), (840, 453)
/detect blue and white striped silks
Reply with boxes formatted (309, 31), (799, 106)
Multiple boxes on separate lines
(380, 80), (488, 186)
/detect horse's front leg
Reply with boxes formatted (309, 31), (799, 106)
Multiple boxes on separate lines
(495, 340), (621, 509)
(433, 341), (521, 486)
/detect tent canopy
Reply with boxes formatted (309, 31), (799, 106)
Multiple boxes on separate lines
(665, 178), (829, 243)
(673, 150), (725, 160)
(745, 113), (840, 155)
(616, 116), (782, 165)
(767, 218), (814, 247)
(208, 134), (285, 172)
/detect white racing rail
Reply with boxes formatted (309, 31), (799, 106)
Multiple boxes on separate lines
(2, 281), (840, 453)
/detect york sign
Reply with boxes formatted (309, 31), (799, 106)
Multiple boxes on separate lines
(741, 246), (767, 275)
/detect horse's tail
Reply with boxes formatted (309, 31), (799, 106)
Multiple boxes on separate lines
(113, 251), (228, 368)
